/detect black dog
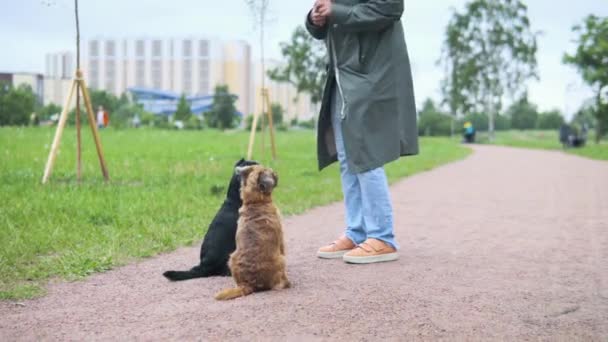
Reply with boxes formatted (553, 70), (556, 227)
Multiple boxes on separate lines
(163, 158), (258, 281)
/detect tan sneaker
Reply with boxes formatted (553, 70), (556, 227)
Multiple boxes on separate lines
(343, 238), (398, 264)
(317, 235), (356, 259)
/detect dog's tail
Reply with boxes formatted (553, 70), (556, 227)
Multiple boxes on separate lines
(163, 265), (210, 281)
(214, 286), (253, 300)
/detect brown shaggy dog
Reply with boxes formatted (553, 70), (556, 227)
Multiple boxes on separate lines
(215, 165), (290, 300)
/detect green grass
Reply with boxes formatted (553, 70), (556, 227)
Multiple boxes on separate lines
(0, 127), (470, 299)
(477, 130), (608, 161)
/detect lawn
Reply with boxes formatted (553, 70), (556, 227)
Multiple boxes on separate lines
(477, 130), (608, 161)
(0, 127), (470, 299)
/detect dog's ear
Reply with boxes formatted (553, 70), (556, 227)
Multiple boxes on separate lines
(235, 165), (254, 182)
(235, 158), (246, 167)
(272, 170), (278, 188)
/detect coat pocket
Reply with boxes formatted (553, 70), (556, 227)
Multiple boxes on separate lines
(357, 32), (380, 73)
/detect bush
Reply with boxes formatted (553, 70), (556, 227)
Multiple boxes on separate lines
(536, 110), (565, 130)
(298, 117), (316, 129)
(270, 103), (284, 126)
(417, 98), (453, 136)
(494, 114), (511, 131)
(186, 115), (204, 130)
(38, 103), (62, 121)
(277, 123), (289, 131)
(0, 83), (36, 126)
(508, 95), (539, 130)
(245, 114), (261, 131)
(418, 111), (452, 136)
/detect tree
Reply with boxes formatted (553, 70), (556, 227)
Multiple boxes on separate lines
(536, 109), (564, 130)
(270, 102), (284, 126)
(174, 94), (192, 122)
(38, 103), (62, 120)
(507, 94), (539, 130)
(205, 85), (238, 130)
(572, 102), (596, 129)
(0, 83), (37, 126)
(268, 26), (327, 105)
(563, 15), (608, 142)
(440, 0), (538, 139)
(88, 88), (119, 113)
(417, 98), (452, 136)
(112, 102), (146, 129)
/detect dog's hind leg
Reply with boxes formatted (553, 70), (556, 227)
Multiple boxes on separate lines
(214, 286), (253, 300)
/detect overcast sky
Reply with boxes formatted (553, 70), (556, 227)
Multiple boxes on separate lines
(1, 0), (606, 118)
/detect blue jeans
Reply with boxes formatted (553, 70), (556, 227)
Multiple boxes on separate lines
(331, 88), (398, 249)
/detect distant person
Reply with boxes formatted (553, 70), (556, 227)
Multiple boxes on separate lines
(103, 109), (110, 127)
(463, 121), (475, 143)
(132, 114), (141, 128)
(559, 123), (571, 148)
(30, 112), (39, 126)
(97, 106), (105, 129)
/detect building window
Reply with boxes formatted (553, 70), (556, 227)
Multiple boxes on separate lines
(199, 60), (209, 94)
(89, 59), (99, 88)
(153, 40), (162, 58)
(183, 40), (192, 57)
(199, 40), (209, 57)
(152, 60), (162, 89)
(105, 60), (115, 93)
(183, 59), (192, 94)
(89, 40), (99, 57)
(123, 60), (128, 91)
(136, 60), (145, 87)
(105, 40), (116, 57)
(136, 40), (145, 58)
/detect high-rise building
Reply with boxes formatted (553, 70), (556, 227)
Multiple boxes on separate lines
(79, 37), (252, 115)
(45, 51), (74, 79)
(43, 51), (75, 107)
(44, 38), (315, 120)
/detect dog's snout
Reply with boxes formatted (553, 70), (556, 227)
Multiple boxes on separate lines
(259, 174), (276, 193)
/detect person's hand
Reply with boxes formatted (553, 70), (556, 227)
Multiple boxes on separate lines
(311, 11), (326, 27)
(310, 1), (327, 27)
(314, 0), (332, 18)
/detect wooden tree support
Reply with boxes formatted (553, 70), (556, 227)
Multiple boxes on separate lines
(246, 88), (277, 160)
(41, 70), (109, 184)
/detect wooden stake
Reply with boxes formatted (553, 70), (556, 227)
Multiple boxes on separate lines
(79, 72), (109, 181)
(245, 87), (277, 160)
(260, 92), (266, 158)
(41, 1), (109, 184)
(76, 82), (82, 181)
(263, 89), (277, 160)
(246, 110), (260, 160)
(42, 79), (77, 184)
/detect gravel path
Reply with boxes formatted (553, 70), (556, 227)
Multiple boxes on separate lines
(1, 145), (607, 341)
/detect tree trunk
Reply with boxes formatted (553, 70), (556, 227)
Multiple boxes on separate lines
(485, 95), (495, 141)
(488, 110), (495, 141)
(596, 85), (603, 144)
(450, 115), (455, 138)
